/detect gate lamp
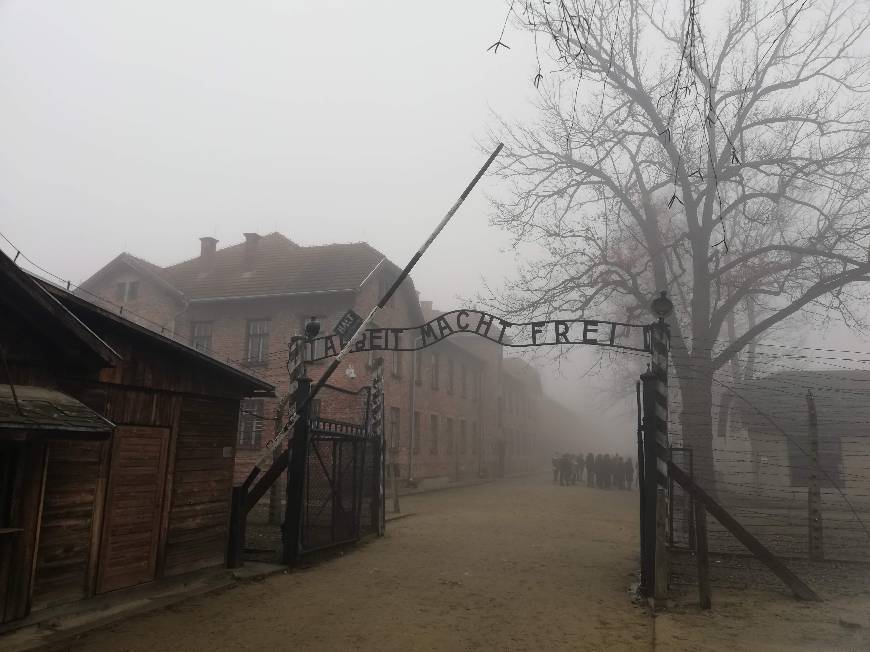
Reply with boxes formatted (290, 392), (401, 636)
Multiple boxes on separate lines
(304, 316), (321, 340)
(650, 291), (673, 322)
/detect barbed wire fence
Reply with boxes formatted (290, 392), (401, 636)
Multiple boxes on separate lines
(648, 340), (870, 597)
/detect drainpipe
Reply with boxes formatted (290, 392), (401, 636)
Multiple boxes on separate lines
(407, 335), (422, 482)
(478, 366), (485, 478)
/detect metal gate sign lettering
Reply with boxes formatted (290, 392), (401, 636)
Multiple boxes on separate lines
(289, 309), (648, 367)
(333, 309), (363, 338)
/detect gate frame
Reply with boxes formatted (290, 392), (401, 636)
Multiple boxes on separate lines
(639, 313), (671, 603)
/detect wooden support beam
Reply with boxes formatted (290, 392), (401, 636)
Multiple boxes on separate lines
(694, 500), (711, 610)
(669, 461), (820, 602)
(245, 448), (289, 514)
(226, 486), (247, 569)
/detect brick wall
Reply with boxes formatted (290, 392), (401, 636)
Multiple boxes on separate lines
(82, 267), (182, 334)
(84, 256), (552, 484)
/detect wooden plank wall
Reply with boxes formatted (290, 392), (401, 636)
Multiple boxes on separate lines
(32, 441), (104, 609)
(163, 396), (238, 576)
(95, 332), (260, 399)
(97, 426), (170, 594)
(2, 442), (47, 623)
(32, 387), (178, 606)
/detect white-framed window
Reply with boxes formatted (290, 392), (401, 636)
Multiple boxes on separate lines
(245, 319), (270, 364)
(431, 354), (440, 390)
(115, 280), (139, 302)
(429, 414), (439, 454)
(413, 411), (421, 453)
(238, 398), (265, 448)
(191, 321), (213, 353)
(388, 406), (401, 449)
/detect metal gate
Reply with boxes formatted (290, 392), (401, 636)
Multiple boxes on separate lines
(228, 377), (384, 567)
(300, 411), (382, 553)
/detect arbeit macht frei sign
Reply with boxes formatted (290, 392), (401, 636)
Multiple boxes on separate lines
(289, 309), (649, 367)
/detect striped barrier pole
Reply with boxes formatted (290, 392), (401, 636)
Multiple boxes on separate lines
(640, 291), (672, 605)
(649, 319), (670, 604)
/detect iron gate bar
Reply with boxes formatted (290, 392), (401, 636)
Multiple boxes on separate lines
(305, 451), (342, 529)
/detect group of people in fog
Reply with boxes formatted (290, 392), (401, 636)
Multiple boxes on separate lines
(552, 452), (635, 490)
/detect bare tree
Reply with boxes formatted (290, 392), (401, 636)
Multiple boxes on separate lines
(486, 0), (870, 488)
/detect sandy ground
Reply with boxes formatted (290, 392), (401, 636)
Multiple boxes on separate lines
(662, 553), (870, 650)
(67, 474), (652, 651)
(61, 473), (870, 651)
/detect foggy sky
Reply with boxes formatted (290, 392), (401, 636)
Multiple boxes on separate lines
(0, 1), (539, 304)
(7, 0), (829, 456)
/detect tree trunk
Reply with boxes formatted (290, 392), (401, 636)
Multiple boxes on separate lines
(679, 359), (717, 496)
(715, 393), (733, 441)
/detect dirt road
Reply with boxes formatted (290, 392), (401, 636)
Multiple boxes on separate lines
(70, 474), (652, 651)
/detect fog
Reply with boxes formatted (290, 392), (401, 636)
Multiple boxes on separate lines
(0, 1), (639, 453)
(4, 1), (869, 460)
(5, 2), (870, 647)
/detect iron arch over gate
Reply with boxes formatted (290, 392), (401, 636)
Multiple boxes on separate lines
(226, 146), (821, 610)
(288, 309), (651, 369)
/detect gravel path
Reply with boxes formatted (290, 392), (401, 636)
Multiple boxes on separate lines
(69, 474), (652, 651)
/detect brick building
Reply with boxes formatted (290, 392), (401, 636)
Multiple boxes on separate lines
(81, 232), (577, 485)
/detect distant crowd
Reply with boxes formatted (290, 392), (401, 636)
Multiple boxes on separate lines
(552, 452), (635, 490)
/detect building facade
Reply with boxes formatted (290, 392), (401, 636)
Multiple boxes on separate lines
(81, 232), (581, 485)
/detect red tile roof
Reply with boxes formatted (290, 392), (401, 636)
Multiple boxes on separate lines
(162, 233), (394, 300)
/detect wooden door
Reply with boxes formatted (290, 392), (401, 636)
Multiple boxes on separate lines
(97, 426), (170, 594)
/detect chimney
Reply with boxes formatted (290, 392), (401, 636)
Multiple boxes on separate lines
(420, 300), (433, 316)
(243, 233), (261, 269)
(199, 237), (218, 262)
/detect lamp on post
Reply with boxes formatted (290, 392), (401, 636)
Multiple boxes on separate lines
(650, 290), (674, 323)
(304, 316), (321, 341)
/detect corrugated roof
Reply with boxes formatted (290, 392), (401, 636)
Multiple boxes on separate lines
(0, 385), (114, 439)
(163, 233), (391, 300)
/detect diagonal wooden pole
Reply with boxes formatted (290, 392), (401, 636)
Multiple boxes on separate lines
(243, 144), (504, 485)
(669, 461), (820, 602)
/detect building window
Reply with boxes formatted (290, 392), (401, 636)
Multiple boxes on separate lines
(245, 319), (270, 364)
(430, 354), (439, 390)
(414, 350), (422, 385)
(238, 399), (265, 448)
(413, 411), (421, 453)
(392, 350), (402, 378)
(310, 398), (321, 418)
(429, 414), (439, 454)
(388, 406), (400, 449)
(472, 421), (479, 453)
(473, 371), (480, 402)
(191, 321), (213, 353)
(460, 419), (467, 454)
(461, 364), (467, 398)
(445, 417), (454, 454)
(446, 358), (454, 394)
(115, 280), (140, 303)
